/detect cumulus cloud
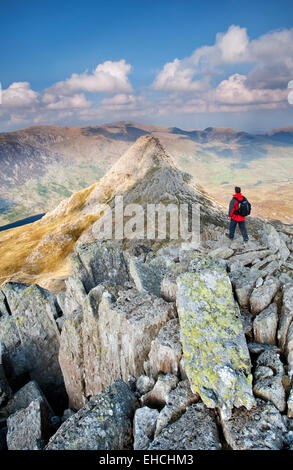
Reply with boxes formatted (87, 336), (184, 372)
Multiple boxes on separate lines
(1, 82), (40, 108)
(47, 60), (133, 95)
(152, 25), (293, 113)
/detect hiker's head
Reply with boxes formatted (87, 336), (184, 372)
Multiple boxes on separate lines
(235, 186), (241, 194)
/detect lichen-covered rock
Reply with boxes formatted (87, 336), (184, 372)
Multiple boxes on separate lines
(141, 374), (178, 407)
(253, 303), (278, 345)
(72, 241), (129, 293)
(82, 284), (106, 400)
(220, 398), (286, 450)
(250, 276), (280, 315)
(149, 402), (221, 450)
(278, 285), (293, 351)
(2, 380), (54, 418)
(7, 283), (66, 409)
(45, 380), (138, 450)
(154, 380), (199, 437)
(148, 319), (182, 377)
(176, 257), (255, 419)
(133, 406), (159, 450)
(7, 398), (51, 450)
(58, 310), (86, 410)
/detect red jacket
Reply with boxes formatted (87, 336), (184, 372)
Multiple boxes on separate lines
(229, 193), (246, 222)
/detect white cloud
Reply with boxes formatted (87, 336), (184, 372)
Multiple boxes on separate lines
(151, 25), (293, 112)
(47, 60), (133, 95)
(43, 92), (92, 110)
(1, 82), (40, 108)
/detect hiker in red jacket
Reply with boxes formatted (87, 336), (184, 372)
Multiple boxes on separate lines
(226, 186), (249, 241)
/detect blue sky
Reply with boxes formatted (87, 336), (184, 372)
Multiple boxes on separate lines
(0, 0), (293, 131)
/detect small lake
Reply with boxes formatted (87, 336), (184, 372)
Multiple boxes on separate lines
(0, 213), (46, 232)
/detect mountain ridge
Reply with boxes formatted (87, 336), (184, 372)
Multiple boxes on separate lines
(1, 121), (293, 225)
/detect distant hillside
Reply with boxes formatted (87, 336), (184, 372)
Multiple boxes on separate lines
(1, 121), (293, 224)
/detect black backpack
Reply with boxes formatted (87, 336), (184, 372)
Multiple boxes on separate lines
(234, 196), (251, 217)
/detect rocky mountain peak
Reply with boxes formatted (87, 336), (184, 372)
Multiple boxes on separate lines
(105, 134), (177, 178)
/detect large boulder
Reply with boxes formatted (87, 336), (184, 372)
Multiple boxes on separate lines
(45, 380), (138, 450)
(220, 398), (286, 450)
(176, 257), (255, 419)
(2, 380), (54, 418)
(148, 402), (221, 450)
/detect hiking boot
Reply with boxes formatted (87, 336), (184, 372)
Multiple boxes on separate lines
(225, 233), (233, 240)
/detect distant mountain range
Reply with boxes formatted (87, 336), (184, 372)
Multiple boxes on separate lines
(1, 121), (293, 225)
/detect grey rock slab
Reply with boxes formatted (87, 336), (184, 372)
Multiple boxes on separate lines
(220, 398), (286, 450)
(9, 283), (66, 408)
(253, 303), (278, 345)
(72, 241), (129, 293)
(278, 284), (293, 351)
(2, 380), (54, 418)
(250, 276), (280, 315)
(7, 398), (51, 450)
(45, 379), (138, 450)
(176, 257), (255, 419)
(149, 402), (221, 450)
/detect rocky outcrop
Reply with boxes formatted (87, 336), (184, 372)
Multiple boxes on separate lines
(45, 380), (138, 450)
(176, 256), (255, 419)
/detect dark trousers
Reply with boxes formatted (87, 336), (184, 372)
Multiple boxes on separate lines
(229, 219), (248, 241)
